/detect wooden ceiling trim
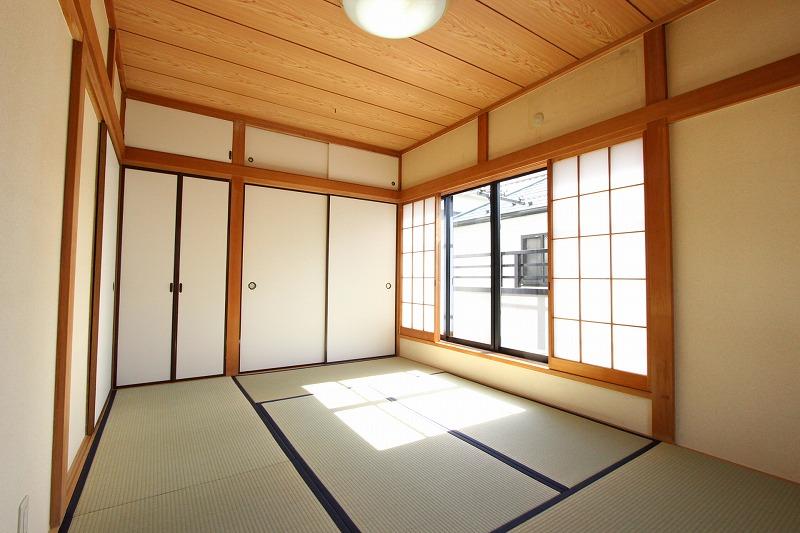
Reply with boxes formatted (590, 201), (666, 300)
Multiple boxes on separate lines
(402, 0), (717, 154)
(115, 0), (475, 125)
(124, 69), (415, 150)
(480, 0), (650, 58)
(629, 0), (693, 20)
(176, 0), (518, 107)
(119, 31), (440, 140)
(413, 0), (574, 86)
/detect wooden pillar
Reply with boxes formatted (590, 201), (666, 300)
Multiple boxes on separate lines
(225, 121), (246, 375)
(477, 112), (489, 163)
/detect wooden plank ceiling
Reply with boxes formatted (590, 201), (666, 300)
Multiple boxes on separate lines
(115, 0), (691, 152)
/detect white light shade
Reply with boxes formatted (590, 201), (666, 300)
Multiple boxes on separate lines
(343, 0), (448, 39)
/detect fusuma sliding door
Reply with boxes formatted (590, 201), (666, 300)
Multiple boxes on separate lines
(116, 170), (229, 386)
(239, 186), (328, 372)
(327, 196), (396, 362)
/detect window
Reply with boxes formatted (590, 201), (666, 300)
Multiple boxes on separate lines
(550, 138), (648, 381)
(442, 170), (549, 362)
(401, 197), (436, 333)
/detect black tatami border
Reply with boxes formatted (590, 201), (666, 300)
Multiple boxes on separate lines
(233, 376), (360, 533)
(58, 389), (118, 533)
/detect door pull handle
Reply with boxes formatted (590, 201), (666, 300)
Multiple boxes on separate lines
(169, 282), (173, 293)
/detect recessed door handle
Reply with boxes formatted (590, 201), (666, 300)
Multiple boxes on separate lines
(179, 283), (183, 293)
(169, 282), (173, 293)
(386, 282), (392, 289)
(248, 281), (257, 290)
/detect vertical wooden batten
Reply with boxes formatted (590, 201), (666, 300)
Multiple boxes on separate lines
(51, 40), (87, 529)
(643, 25), (674, 442)
(477, 113), (489, 164)
(225, 121), (246, 375)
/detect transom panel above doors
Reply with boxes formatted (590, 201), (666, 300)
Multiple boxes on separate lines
(113, 0), (689, 151)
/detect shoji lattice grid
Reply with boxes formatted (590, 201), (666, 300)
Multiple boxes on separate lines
(402, 197), (436, 332)
(552, 138), (648, 375)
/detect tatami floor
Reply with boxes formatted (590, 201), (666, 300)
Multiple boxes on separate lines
(63, 357), (800, 532)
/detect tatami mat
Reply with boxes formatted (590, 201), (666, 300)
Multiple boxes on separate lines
(512, 443), (800, 532)
(69, 461), (338, 533)
(348, 371), (650, 487)
(237, 356), (440, 403)
(265, 394), (559, 533)
(74, 377), (291, 515)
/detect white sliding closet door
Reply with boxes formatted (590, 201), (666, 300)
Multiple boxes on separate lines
(176, 177), (229, 379)
(327, 197), (396, 361)
(240, 186), (328, 371)
(117, 170), (177, 386)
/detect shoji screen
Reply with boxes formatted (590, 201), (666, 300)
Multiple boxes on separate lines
(551, 139), (648, 377)
(117, 170), (177, 386)
(401, 197), (436, 333)
(328, 197), (396, 361)
(175, 177), (229, 379)
(240, 186), (328, 371)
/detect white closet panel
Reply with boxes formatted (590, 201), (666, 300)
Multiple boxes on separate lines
(117, 170), (177, 386)
(176, 177), (229, 379)
(245, 126), (328, 178)
(240, 186), (327, 371)
(327, 197), (396, 361)
(328, 144), (399, 190)
(124, 100), (232, 162)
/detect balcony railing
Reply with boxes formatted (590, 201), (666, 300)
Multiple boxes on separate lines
(451, 248), (548, 295)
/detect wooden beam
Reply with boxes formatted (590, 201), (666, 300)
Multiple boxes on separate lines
(400, 53), (800, 202)
(51, 40), (86, 529)
(106, 28), (117, 81)
(123, 147), (401, 203)
(225, 122), (245, 376)
(477, 113), (489, 163)
(126, 90), (401, 158)
(644, 119), (675, 442)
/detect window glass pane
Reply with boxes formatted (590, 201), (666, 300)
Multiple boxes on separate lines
(581, 279), (611, 323)
(424, 250), (435, 278)
(553, 238), (578, 278)
(424, 197), (436, 224)
(450, 187), (491, 344)
(412, 303), (424, 330)
(612, 279), (647, 327)
(611, 232), (646, 279)
(413, 200), (424, 226)
(580, 235), (610, 278)
(611, 185), (644, 233)
(412, 251), (423, 278)
(581, 322), (611, 368)
(579, 191), (609, 236)
(402, 203), (413, 229)
(554, 319), (580, 361)
(412, 277), (423, 304)
(553, 156), (578, 199)
(412, 225), (423, 252)
(424, 223), (435, 251)
(613, 325), (647, 375)
(553, 197), (578, 238)
(553, 279), (579, 319)
(579, 148), (609, 194)
(424, 278), (435, 305)
(402, 303), (412, 328)
(402, 228), (412, 253)
(423, 305), (434, 332)
(610, 138), (643, 188)
(402, 277), (412, 303)
(499, 171), (549, 354)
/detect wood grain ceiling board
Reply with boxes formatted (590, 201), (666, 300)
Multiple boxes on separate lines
(414, 0), (575, 85)
(115, 0), (476, 126)
(177, 0), (519, 107)
(628, 0), (694, 20)
(119, 31), (441, 140)
(481, 0), (650, 58)
(125, 66), (416, 150)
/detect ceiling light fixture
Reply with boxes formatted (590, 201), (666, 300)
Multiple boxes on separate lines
(342, 0), (448, 39)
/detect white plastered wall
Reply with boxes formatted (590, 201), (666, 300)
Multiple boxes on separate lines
(398, 338), (651, 435)
(0, 0), (72, 530)
(670, 87), (800, 483)
(402, 120), (478, 188)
